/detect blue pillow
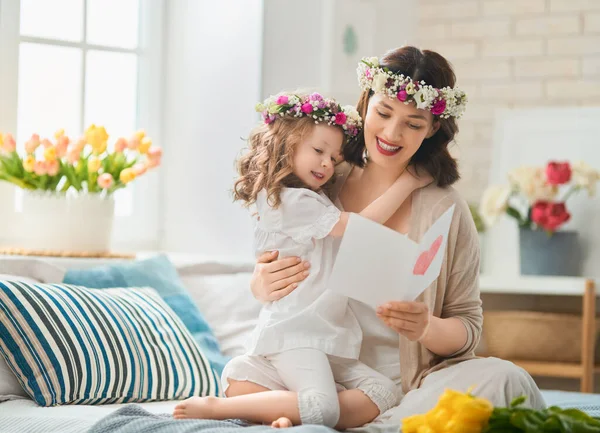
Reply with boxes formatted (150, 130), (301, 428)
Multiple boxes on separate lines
(63, 254), (230, 376)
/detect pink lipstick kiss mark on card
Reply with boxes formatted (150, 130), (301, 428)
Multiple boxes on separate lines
(413, 235), (443, 275)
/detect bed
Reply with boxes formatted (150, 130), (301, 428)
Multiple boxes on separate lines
(1, 256), (599, 433)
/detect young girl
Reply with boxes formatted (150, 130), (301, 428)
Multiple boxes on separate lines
(173, 91), (431, 428)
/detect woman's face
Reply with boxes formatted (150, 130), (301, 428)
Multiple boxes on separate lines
(363, 93), (440, 170)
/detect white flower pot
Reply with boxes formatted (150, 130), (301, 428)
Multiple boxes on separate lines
(16, 191), (115, 253)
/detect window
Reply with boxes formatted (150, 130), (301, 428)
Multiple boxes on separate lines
(0, 0), (164, 249)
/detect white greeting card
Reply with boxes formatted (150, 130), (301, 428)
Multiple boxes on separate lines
(328, 205), (455, 309)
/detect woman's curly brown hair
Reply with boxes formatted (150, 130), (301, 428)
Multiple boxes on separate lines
(233, 116), (343, 208)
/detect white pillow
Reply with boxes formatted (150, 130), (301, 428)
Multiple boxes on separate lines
(0, 274), (40, 400)
(179, 271), (260, 358)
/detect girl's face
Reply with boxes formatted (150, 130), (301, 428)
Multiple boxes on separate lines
(292, 124), (344, 190)
(363, 93), (440, 171)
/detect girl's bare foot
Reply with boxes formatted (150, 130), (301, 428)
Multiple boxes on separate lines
(173, 396), (219, 420)
(271, 417), (293, 428)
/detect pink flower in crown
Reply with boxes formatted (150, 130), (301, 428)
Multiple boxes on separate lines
(334, 112), (347, 125)
(301, 103), (313, 114)
(365, 68), (372, 79)
(276, 95), (289, 105)
(431, 99), (447, 116)
(114, 138), (128, 153)
(397, 90), (408, 102)
(97, 173), (114, 189)
(310, 93), (323, 101)
(264, 114), (276, 124)
(33, 161), (46, 176)
(318, 101), (326, 109)
(46, 160), (60, 176)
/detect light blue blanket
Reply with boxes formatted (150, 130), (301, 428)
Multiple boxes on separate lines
(88, 390), (600, 433)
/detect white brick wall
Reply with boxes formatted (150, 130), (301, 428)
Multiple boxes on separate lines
(418, 0), (600, 203)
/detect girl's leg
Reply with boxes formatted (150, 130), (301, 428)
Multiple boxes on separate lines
(268, 348), (340, 428)
(331, 357), (399, 430)
(174, 349), (340, 428)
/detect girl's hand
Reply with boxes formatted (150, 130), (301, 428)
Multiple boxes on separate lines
(402, 165), (433, 189)
(250, 250), (310, 302)
(376, 301), (431, 341)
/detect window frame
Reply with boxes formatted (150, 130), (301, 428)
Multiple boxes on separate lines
(0, 0), (165, 251)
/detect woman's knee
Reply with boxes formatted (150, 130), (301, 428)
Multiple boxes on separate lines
(473, 358), (546, 409)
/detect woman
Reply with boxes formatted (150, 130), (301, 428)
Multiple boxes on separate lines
(225, 46), (545, 428)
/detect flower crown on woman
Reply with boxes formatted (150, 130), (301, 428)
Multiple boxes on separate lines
(255, 91), (362, 138)
(357, 56), (468, 119)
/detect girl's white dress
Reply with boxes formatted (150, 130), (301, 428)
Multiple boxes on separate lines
(246, 187), (362, 359)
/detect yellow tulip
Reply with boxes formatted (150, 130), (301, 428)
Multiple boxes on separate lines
(54, 128), (65, 139)
(0, 133), (4, 148)
(401, 389), (493, 433)
(44, 146), (57, 161)
(138, 137), (152, 154)
(134, 129), (146, 141)
(92, 141), (107, 155)
(119, 168), (136, 184)
(23, 155), (35, 172)
(88, 157), (101, 173)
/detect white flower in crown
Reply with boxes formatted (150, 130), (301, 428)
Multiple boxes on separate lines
(255, 91), (362, 138)
(372, 73), (388, 93)
(356, 56), (468, 119)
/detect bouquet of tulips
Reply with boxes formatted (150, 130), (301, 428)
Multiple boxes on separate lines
(402, 388), (600, 433)
(0, 124), (162, 195)
(479, 160), (599, 235)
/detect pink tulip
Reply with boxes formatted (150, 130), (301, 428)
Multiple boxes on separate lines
(56, 136), (69, 158)
(127, 136), (140, 150)
(146, 157), (160, 169)
(2, 134), (16, 152)
(147, 146), (162, 159)
(33, 161), (47, 176)
(132, 163), (147, 176)
(25, 139), (39, 154)
(97, 173), (114, 189)
(46, 160), (60, 176)
(67, 148), (80, 164)
(41, 138), (52, 148)
(114, 138), (127, 153)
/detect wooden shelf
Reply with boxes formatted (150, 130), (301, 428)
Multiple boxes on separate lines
(508, 360), (600, 379)
(478, 277), (597, 393)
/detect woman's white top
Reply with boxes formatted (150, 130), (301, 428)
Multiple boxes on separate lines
(246, 188), (362, 359)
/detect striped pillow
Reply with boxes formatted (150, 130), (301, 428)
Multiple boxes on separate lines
(0, 280), (220, 406)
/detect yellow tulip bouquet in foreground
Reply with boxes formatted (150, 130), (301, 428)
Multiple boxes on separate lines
(402, 389), (600, 433)
(0, 125), (162, 195)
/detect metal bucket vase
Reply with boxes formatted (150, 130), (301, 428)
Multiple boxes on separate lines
(519, 228), (582, 277)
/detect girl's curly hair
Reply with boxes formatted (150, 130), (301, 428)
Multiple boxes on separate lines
(233, 116), (343, 208)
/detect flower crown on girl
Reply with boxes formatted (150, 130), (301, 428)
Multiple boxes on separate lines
(255, 91), (362, 138)
(357, 57), (468, 119)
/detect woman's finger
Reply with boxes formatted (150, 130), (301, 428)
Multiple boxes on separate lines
(270, 271), (309, 291)
(263, 256), (302, 274)
(267, 283), (299, 302)
(257, 250), (278, 264)
(379, 301), (427, 314)
(377, 310), (419, 322)
(267, 262), (309, 284)
(386, 317), (418, 332)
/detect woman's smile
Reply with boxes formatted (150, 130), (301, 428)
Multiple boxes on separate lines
(376, 136), (403, 156)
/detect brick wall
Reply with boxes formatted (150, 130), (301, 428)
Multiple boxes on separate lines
(417, 0), (600, 203)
